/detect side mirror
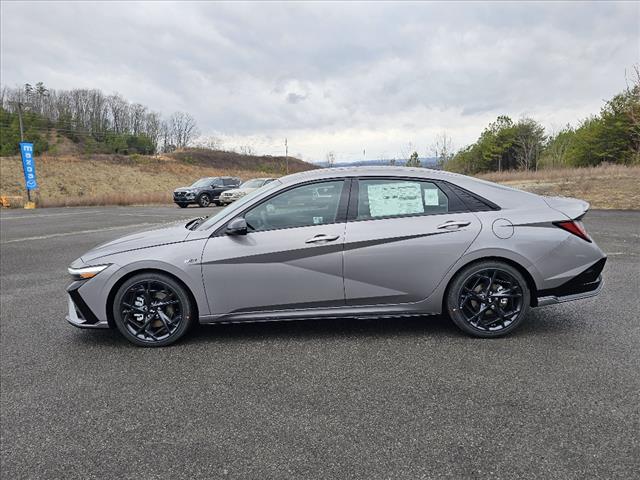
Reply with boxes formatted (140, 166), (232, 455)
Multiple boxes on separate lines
(226, 217), (248, 235)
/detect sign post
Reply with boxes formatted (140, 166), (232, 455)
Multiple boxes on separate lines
(19, 142), (38, 208)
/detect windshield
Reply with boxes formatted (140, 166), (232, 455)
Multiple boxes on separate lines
(191, 178), (214, 188)
(196, 179), (283, 230)
(241, 179), (265, 189)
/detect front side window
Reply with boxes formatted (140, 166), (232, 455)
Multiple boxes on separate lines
(212, 179), (224, 187)
(244, 180), (345, 232)
(356, 179), (449, 220)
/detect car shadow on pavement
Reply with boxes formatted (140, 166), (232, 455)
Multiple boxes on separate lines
(189, 314), (461, 344)
(69, 308), (571, 348)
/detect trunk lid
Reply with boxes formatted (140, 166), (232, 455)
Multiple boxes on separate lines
(543, 196), (590, 219)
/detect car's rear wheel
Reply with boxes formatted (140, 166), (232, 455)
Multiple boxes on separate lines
(112, 273), (193, 347)
(446, 261), (530, 338)
(197, 194), (211, 207)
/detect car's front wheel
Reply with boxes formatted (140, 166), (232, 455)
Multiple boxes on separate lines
(112, 273), (194, 347)
(197, 194), (211, 207)
(446, 261), (530, 338)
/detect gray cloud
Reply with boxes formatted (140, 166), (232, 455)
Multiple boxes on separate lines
(1, 1), (638, 161)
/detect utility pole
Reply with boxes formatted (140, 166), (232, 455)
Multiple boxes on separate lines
(284, 138), (289, 174)
(16, 102), (25, 142)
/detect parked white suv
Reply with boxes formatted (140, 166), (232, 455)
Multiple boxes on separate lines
(219, 178), (277, 205)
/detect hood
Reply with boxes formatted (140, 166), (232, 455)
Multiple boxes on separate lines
(223, 188), (250, 194)
(174, 186), (198, 192)
(81, 222), (191, 262)
(224, 187), (257, 195)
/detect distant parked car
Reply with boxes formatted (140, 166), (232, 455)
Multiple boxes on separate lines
(218, 177), (277, 205)
(173, 176), (241, 208)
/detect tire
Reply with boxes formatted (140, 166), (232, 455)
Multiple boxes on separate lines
(112, 272), (194, 347)
(446, 260), (530, 338)
(176, 203), (189, 208)
(197, 194), (211, 207)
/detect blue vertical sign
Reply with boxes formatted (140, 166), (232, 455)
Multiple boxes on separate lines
(19, 142), (38, 190)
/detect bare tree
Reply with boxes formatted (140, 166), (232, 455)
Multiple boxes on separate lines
(514, 118), (546, 170)
(107, 94), (130, 134)
(239, 144), (255, 155)
(431, 132), (454, 168)
(169, 111), (199, 148)
(625, 64), (640, 161)
(144, 111), (163, 151)
(130, 103), (147, 136)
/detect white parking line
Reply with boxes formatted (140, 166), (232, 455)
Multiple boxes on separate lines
(0, 211), (106, 221)
(0, 222), (165, 244)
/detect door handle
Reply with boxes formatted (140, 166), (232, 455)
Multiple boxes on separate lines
(437, 220), (471, 229)
(305, 234), (340, 244)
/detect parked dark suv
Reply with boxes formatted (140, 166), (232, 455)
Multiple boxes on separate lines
(173, 177), (241, 208)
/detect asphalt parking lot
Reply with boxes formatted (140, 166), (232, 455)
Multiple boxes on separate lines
(1, 206), (639, 479)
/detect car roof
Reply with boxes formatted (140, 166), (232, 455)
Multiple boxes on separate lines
(279, 166), (543, 208)
(279, 166), (467, 184)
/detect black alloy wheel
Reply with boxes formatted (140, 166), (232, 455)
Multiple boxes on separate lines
(113, 273), (193, 347)
(198, 194), (211, 207)
(447, 261), (530, 337)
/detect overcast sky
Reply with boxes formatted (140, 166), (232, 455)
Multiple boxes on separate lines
(1, 1), (638, 161)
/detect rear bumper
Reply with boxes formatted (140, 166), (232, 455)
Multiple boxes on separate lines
(66, 283), (109, 329)
(536, 257), (606, 307)
(537, 275), (603, 306)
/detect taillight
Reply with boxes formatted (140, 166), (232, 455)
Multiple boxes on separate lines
(554, 220), (592, 242)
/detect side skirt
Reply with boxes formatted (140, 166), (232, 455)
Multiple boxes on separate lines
(199, 306), (441, 325)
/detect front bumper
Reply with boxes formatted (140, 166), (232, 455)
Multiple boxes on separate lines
(66, 282), (109, 329)
(219, 194), (243, 204)
(536, 257), (606, 307)
(173, 192), (196, 203)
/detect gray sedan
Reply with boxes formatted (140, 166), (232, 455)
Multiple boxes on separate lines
(67, 167), (606, 346)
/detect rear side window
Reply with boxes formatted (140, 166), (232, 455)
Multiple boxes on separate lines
(356, 179), (449, 220)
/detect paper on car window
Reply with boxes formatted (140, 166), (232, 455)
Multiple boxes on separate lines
(423, 188), (440, 206)
(368, 182), (424, 217)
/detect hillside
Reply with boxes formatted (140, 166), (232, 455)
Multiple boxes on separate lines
(0, 148), (316, 207)
(1, 149), (638, 209)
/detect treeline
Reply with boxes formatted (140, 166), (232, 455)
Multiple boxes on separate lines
(0, 83), (199, 156)
(445, 72), (640, 174)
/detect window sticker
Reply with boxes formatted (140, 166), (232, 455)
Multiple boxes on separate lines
(424, 188), (440, 206)
(368, 182), (424, 217)
(313, 216), (324, 224)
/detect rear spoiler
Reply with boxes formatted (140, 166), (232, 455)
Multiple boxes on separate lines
(543, 196), (590, 220)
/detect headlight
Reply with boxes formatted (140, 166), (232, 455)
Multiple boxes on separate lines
(68, 264), (110, 280)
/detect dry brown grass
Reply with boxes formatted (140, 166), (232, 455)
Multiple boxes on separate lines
(477, 164), (640, 210)
(0, 152), (304, 208)
(1, 154), (638, 209)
